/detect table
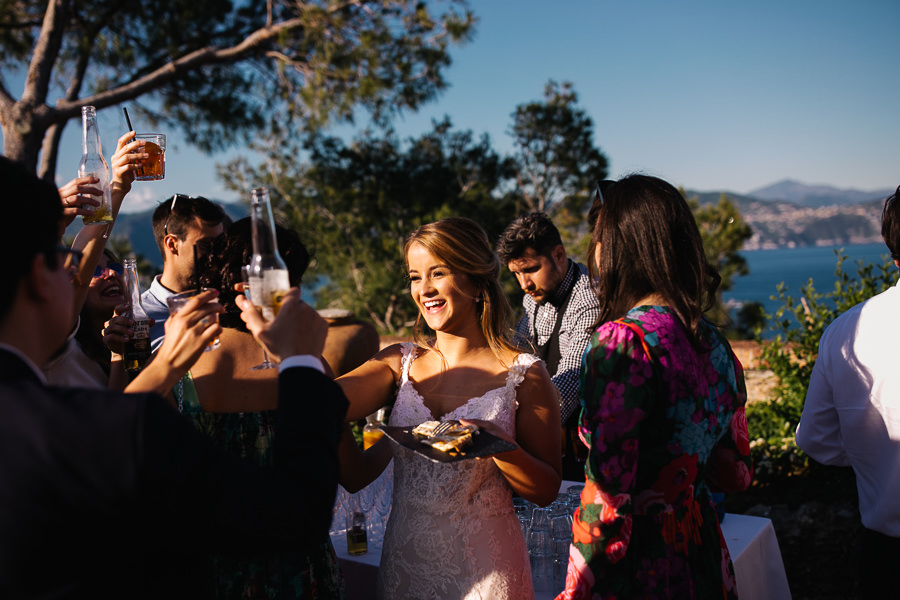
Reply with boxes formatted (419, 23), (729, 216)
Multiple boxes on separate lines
(720, 513), (792, 600)
(332, 482), (792, 599)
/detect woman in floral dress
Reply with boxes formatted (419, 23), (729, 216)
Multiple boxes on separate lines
(558, 175), (753, 599)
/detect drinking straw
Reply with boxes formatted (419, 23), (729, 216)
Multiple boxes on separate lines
(123, 107), (134, 132)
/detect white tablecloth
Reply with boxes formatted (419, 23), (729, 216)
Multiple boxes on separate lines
(332, 482), (792, 599)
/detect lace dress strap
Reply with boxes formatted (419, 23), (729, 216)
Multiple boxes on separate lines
(398, 342), (418, 386)
(503, 353), (540, 409)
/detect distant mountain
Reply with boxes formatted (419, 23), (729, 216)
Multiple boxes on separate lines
(685, 187), (885, 250)
(746, 179), (893, 208)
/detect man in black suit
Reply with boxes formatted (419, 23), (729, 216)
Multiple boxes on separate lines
(0, 156), (349, 599)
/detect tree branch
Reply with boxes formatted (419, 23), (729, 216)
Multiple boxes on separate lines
(0, 78), (13, 112)
(50, 16), (309, 120)
(21, 0), (69, 107)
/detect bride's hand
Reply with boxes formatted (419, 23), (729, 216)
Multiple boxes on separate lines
(458, 418), (518, 456)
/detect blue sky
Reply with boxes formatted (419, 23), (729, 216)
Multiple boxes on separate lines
(26, 0), (900, 213)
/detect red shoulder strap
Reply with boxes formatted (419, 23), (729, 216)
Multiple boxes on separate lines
(613, 318), (652, 360)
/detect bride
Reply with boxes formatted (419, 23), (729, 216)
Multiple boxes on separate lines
(338, 217), (562, 599)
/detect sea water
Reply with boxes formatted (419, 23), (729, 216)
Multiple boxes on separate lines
(723, 242), (894, 336)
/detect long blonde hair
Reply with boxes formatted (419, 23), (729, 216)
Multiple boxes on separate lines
(404, 217), (519, 362)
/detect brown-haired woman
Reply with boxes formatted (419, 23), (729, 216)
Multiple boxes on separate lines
(559, 175), (753, 599)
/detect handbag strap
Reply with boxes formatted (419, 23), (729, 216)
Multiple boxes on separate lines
(613, 318), (653, 361)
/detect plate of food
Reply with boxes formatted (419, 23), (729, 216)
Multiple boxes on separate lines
(380, 420), (518, 463)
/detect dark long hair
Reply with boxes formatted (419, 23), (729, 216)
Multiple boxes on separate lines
(75, 247), (122, 375)
(196, 217), (311, 332)
(588, 174), (720, 346)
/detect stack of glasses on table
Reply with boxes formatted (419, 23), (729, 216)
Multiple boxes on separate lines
(515, 484), (583, 593)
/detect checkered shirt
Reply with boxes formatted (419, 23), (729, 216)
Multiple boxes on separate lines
(514, 260), (600, 422)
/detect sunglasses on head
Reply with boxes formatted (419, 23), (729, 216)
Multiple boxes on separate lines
(589, 180), (616, 228)
(163, 194), (202, 237)
(593, 180), (616, 207)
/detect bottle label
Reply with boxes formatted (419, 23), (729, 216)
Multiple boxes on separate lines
(133, 319), (150, 339)
(124, 319), (152, 372)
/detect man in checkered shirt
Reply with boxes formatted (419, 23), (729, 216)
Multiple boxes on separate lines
(497, 212), (600, 480)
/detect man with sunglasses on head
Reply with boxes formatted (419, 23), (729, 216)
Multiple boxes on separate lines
(497, 209), (601, 480)
(0, 156), (348, 600)
(143, 194), (227, 351)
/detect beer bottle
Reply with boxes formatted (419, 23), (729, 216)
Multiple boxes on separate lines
(77, 106), (113, 225)
(346, 493), (368, 556)
(122, 258), (152, 373)
(248, 188), (290, 321)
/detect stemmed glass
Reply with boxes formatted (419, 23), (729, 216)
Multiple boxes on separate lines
(241, 265), (277, 370)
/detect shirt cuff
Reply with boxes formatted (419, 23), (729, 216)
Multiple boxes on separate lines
(279, 355), (326, 375)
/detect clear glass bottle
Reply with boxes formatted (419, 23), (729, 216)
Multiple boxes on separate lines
(248, 188), (290, 321)
(122, 258), (151, 372)
(77, 106), (113, 225)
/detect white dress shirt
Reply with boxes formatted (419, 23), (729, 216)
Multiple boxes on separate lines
(796, 281), (900, 536)
(141, 274), (175, 353)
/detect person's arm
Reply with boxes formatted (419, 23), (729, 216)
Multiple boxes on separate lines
(707, 350), (754, 492)
(795, 332), (849, 466)
(123, 291), (223, 396)
(336, 345), (403, 422)
(568, 324), (647, 590)
(338, 423), (393, 493)
(235, 290), (328, 363)
(462, 361), (562, 506)
(66, 132), (144, 328)
(555, 297), (601, 422)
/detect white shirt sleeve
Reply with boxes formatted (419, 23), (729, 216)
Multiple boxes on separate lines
(278, 354), (326, 375)
(795, 331), (850, 466)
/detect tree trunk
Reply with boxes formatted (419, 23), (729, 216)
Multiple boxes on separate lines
(0, 103), (48, 175)
(39, 119), (68, 182)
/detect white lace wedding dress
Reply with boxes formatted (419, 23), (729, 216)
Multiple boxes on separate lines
(376, 343), (537, 600)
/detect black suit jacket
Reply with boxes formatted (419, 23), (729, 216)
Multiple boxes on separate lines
(0, 348), (348, 599)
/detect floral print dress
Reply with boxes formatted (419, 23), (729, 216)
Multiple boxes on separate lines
(558, 306), (752, 600)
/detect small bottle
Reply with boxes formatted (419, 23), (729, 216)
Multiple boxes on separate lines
(248, 188), (290, 321)
(77, 106), (113, 225)
(363, 408), (387, 450)
(122, 258), (151, 373)
(346, 493), (368, 556)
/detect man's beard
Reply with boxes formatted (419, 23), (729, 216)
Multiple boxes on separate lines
(528, 289), (550, 305)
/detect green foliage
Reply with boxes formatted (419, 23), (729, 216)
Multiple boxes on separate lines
(218, 119), (518, 336)
(690, 195), (752, 292)
(105, 235), (155, 289)
(508, 80), (608, 215)
(686, 193), (753, 328)
(749, 251), (896, 483)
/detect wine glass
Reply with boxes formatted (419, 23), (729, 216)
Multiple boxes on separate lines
(241, 265), (277, 370)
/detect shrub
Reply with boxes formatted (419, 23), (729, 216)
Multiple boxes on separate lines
(749, 250), (895, 484)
